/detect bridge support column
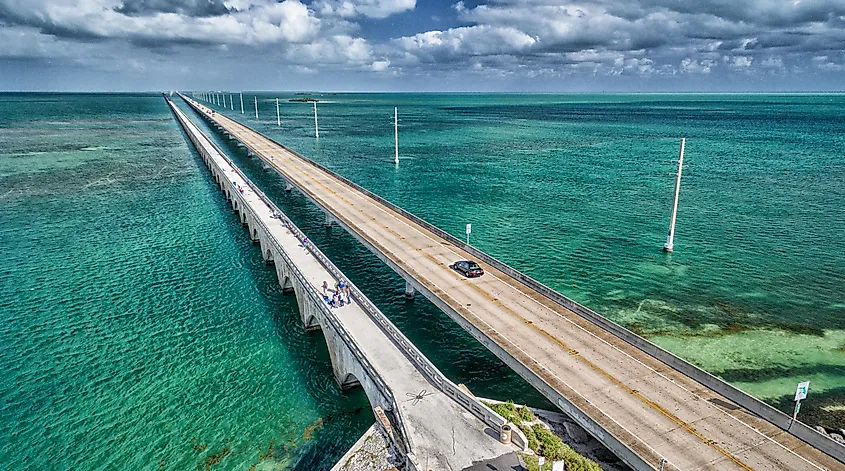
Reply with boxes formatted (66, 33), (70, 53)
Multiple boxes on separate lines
(404, 282), (415, 300)
(324, 213), (333, 227)
(281, 276), (294, 293)
(285, 182), (293, 193)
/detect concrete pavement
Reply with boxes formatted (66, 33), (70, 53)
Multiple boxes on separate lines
(180, 95), (844, 471)
(168, 97), (519, 470)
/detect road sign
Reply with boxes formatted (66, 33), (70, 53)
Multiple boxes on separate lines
(466, 223), (472, 235)
(795, 381), (810, 401)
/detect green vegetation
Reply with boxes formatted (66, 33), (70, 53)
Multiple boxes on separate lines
(521, 454), (552, 471)
(522, 422), (539, 450)
(518, 403), (536, 422)
(482, 401), (602, 470)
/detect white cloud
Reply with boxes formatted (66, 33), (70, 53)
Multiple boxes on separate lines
(0, 0), (323, 45)
(370, 59), (390, 71)
(727, 55), (753, 69)
(314, 0), (415, 19)
(286, 34), (373, 65)
(681, 58), (715, 74)
(812, 55), (845, 71)
(395, 25), (535, 58)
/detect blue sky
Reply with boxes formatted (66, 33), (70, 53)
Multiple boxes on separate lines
(1, 0), (844, 92)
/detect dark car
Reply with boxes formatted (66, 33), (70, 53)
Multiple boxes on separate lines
(449, 260), (484, 278)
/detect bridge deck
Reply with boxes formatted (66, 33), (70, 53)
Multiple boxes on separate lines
(182, 96), (843, 471)
(169, 99), (515, 470)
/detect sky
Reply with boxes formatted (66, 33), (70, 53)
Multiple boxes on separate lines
(1, 0), (844, 92)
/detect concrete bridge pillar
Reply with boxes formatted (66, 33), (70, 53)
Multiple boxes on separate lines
(404, 281), (415, 300)
(324, 212), (333, 227)
(285, 182), (293, 193)
(274, 262), (294, 293)
(292, 277), (321, 331)
(248, 220), (260, 243)
(260, 242), (274, 265)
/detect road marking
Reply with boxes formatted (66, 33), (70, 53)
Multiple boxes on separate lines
(190, 99), (828, 471)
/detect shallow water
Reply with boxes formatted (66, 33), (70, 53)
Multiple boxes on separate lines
(1, 92), (843, 470)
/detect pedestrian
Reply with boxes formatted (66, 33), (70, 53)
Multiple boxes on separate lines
(302, 236), (309, 249)
(322, 281), (328, 295)
(331, 291), (339, 308)
(345, 286), (351, 304)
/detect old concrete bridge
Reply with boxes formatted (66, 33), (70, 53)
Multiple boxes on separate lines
(179, 92), (845, 471)
(166, 96), (523, 470)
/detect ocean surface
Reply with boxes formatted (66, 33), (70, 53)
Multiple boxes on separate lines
(1, 92), (843, 470)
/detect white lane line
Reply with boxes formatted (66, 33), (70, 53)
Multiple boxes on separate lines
(191, 99), (827, 471)
(245, 124), (825, 470)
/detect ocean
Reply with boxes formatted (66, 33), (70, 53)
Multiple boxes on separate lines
(1, 92), (843, 470)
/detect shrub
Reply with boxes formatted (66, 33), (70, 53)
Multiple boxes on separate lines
(484, 400), (521, 425)
(531, 424), (602, 470)
(521, 423), (539, 451)
(520, 454), (552, 471)
(533, 424), (565, 460)
(517, 405), (536, 423)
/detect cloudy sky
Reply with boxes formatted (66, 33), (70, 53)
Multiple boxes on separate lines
(1, 0), (844, 91)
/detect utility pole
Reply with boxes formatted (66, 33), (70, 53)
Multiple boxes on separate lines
(313, 101), (319, 139)
(254, 96), (258, 120)
(276, 98), (281, 127)
(663, 138), (686, 252)
(394, 107), (399, 165)
(240, 93), (244, 114)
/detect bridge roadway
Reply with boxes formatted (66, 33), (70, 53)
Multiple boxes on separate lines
(180, 94), (845, 471)
(167, 96), (519, 470)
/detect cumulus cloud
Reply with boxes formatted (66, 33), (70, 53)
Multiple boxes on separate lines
(681, 58), (715, 74)
(370, 59), (390, 71)
(1, 0), (844, 89)
(0, 0), (324, 45)
(314, 0), (415, 19)
(387, 0), (845, 81)
(727, 55), (754, 69)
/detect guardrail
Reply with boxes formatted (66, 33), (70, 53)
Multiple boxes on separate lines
(166, 96), (416, 458)
(177, 94), (509, 436)
(178, 93), (845, 465)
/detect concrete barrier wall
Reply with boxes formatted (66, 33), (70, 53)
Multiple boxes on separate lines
(180, 95), (844, 465)
(175, 95), (511, 439)
(167, 96), (417, 462)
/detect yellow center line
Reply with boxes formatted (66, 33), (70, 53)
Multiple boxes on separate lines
(200, 102), (754, 471)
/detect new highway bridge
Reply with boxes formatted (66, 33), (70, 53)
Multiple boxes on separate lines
(178, 93), (845, 471)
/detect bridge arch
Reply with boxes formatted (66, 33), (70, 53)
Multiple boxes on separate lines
(319, 323), (390, 412)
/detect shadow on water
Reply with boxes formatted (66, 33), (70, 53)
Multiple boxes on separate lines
(181, 101), (555, 413)
(176, 117), (374, 470)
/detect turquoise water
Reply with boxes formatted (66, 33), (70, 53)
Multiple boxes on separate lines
(193, 92), (845, 425)
(0, 94), (373, 470)
(1, 93), (843, 470)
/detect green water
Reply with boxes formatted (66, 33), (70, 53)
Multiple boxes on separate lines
(1, 93), (843, 470)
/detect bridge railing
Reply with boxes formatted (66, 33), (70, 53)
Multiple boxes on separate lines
(167, 97), (416, 458)
(179, 95), (510, 435)
(280, 203), (509, 435)
(178, 94), (845, 464)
